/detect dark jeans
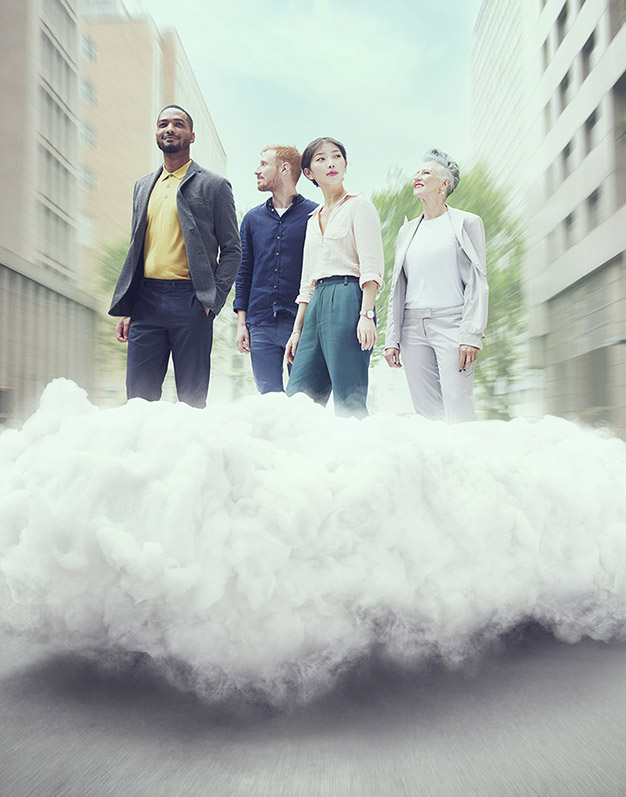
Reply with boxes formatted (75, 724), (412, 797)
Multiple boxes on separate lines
(126, 278), (214, 408)
(286, 275), (372, 419)
(248, 314), (294, 394)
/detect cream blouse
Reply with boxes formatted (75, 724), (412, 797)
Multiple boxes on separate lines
(296, 192), (384, 304)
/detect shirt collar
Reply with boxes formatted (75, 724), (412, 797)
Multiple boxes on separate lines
(160, 160), (192, 181)
(309, 190), (358, 216)
(265, 193), (307, 212)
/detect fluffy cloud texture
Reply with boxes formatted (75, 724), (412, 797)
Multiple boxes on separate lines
(1, 379), (625, 704)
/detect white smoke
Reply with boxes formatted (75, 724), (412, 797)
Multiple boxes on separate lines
(1, 379), (626, 705)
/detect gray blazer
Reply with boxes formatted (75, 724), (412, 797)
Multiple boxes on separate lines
(109, 160), (241, 318)
(384, 205), (489, 350)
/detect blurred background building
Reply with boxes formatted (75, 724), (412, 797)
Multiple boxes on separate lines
(80, 0), (228, 404)
(0, 0), (97, 422)
(471, 0), (626, 437)
(0, 0), (228, 422)
(80, 0), (227, 288)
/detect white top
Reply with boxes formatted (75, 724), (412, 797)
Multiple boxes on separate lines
(403, 211), (467, 309)
(296, 192), (384, 304)
(385, 206), (489, 350)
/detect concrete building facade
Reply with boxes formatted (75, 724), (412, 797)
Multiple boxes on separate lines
(471, 0), (626, 436)
(0, 0), (97, 423)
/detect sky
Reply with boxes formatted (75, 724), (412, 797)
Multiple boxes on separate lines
(131, 0), (484, 212)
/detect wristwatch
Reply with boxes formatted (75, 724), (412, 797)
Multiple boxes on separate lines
(359, 309), (375, 319)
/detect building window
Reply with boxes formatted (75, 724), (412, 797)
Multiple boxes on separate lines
(542, 38), (550, 71)
(587, 188), (601, 229)
(581, 30), (596, 80)
(80, 122), (96, 148)
(547, 229), (557, 261)
(584, 108), (600, 154)
(80, 78), (96, 105)
(561, 140), (574, 178)
(544, 100), (552, 133)
(82, 35), (97, 62)
(78, 165), (97, 191)
(556, 3), (568, 46)
(0, 388), (14, 424)
(608, 0), (626, 40)
(559, 70), (571, 114)
(546, 163), (554, 195)
(563, 212), (575, 249)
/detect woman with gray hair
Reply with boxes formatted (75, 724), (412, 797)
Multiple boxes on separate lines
(384, 149), (488, 422)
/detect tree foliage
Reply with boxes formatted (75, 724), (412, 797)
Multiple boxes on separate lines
(95, 241), (130, 372)
(371, 163), (526, 419)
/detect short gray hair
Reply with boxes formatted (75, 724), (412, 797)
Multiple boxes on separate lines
(422, 148), (460, 197)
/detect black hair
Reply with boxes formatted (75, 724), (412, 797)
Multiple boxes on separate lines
(158, 104), (194, 131)
(301, 137), (347, 186)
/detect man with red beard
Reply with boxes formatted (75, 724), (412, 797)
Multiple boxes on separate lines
(234, 146), (317, 393)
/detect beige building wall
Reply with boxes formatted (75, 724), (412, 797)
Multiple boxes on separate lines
(0, 0), (97, 422)
(161, 30), (227, 176)
(81, 13), (228, 280)
(80, 16), (163, 288)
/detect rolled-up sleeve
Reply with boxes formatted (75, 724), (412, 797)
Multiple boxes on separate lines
(296, 215), (317, 304)
(460, 215), (489, 349)
(352, 197), (384, 290)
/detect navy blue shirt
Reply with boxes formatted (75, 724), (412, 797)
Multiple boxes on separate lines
(234, 193), (318, 326)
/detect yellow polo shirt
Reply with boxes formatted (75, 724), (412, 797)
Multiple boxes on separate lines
(143, 161), (191, 279)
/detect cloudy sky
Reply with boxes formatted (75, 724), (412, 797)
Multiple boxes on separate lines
(133, 0), (484, 211)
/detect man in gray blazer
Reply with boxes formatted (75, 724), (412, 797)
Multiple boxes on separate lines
(109, 104), (241, 408)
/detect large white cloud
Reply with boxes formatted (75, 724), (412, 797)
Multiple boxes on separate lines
(2, 379), (626, 705)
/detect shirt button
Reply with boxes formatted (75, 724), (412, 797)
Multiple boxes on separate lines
(275, 252), (279, 256)
(277, 236), (280, 239)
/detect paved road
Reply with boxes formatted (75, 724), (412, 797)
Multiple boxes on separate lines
(1, 629), (625, 796)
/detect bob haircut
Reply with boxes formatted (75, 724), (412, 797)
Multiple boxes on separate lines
(301, 137), (347, 187)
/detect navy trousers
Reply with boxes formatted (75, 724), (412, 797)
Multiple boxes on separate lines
(126, 278), (214, 408)
(248, 314), (294, 394)
(286, 275), (372, 419)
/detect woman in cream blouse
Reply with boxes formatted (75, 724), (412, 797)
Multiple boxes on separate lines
(384, 149), (489, 422)
(285, 137), (384, 418)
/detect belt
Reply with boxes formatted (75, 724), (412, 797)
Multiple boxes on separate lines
(403, 305), (463, 319)
(316, 275), (359, 286)
(141, 278), (193, 288)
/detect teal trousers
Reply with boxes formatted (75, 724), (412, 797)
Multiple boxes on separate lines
(286, 275), (372, 419)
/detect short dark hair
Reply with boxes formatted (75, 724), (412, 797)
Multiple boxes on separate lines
(158, 104), (194, 131)
(301, 137), (347, 187)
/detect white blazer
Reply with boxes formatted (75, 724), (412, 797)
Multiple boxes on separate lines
(384, 205), (489, 350)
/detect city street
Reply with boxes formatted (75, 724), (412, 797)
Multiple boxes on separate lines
(1, 628), (626, 796)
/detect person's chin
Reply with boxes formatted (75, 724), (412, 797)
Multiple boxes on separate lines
(159, 142), (181, 154)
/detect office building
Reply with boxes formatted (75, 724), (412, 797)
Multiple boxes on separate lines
(0, 0), (97, 422)
(471, 0), (626, 436)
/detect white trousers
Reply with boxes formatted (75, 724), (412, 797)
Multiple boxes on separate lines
(400, 307), (475, 423)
